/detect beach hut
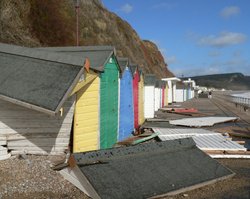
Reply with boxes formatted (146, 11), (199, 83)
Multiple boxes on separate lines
(176, 82), (186, 102)
(154, 80), (162, 111)
(0, 43), (87, 155)
(131, 64), (140, 129)
(138, 69), (145, 126)
(162, 77), (181, 104)
(183, 78), (196, 100)
(164, 82), (169, 106)
(161, 81), (167, 107)
(144, 74), (156, 118)
(38, 46), (120, 151)
(117, 58), (134, 141)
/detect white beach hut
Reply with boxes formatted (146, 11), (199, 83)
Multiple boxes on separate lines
(144, 74), (156, 119)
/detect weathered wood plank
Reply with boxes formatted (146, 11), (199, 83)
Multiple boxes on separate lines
(0, 96), (75, 155)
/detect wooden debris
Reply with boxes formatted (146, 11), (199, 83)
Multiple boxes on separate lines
(132, 133), (159, 145)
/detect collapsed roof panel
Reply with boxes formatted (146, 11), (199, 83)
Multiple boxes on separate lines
(169, 117), (238, 127)
(61, 138), (234, 199)
(154, 128), (247, 152)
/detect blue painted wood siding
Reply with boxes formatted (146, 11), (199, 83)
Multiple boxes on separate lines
(118, 67), (134, 141)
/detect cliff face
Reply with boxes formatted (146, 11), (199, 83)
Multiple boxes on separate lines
(0, 0), (174, 78)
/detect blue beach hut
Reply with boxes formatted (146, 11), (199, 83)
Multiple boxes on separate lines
(118, 58), (134, 141)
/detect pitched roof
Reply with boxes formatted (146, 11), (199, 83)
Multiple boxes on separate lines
(0, 43), (85, 67)
(65, 138), (233, 199)
(176, 81), (185, 89)
(37, 46), (116, 72)
(0, 43), (84, 115)
(155, 80), (163, 88)
(117, 57), (129, 73)
(130, 64), (138, 76)
(144, 74), (156, 86)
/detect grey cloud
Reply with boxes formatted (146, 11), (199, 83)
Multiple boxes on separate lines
(198, 32), (247, 48)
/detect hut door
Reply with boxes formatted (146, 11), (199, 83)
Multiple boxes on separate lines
(133, 73), (139, 129)
(100, 60), (119, 149)
(119, 70), (134, 141)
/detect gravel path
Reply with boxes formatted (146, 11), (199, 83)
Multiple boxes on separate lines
(1, 155), (250, 199)
(0, 155), (88, 199)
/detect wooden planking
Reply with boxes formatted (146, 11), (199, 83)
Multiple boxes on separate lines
(60, 166), (101, 199)
(154, 87), (161, 111)
(73, 76), (99, 153)
(7, 133), (71, 140)
(138, 76), (145, 125)
(8, 138), (70, 146)
(164, 85), (168, 106)
(0, 96), (75, 155)
(1, 127), (71, 135)
(144, 86), (155, 118)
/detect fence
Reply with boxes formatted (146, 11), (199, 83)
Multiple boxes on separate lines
(230, 95), (250, 109)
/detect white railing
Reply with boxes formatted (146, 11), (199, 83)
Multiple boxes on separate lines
(230, 95), (250, 108)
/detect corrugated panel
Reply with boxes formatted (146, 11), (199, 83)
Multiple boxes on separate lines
(133, 71), (139, 129)
(144, 86), (155, 118)
(169, 117), (238, 127)
(100, 57), (119, 149)
(119, 67), (134, 141)
(153, 128), (217, 136)
(73, 72), (99, 153)
(159, 134), (247, 151)
(138, 75), (145, 125)
(156, 129), (246, 151)
(193, 134), (246, 151)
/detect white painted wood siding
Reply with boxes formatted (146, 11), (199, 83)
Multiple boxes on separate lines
(144, 86), (155, 119)
(154, 88), (161, 111)
(176, 89), (184, 102)
(167, 81), (172, 104)
(0, 96), (75, 155)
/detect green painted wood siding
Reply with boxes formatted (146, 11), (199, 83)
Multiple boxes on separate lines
(100, 57), (119, 149)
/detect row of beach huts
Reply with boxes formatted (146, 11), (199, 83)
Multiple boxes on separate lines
(0, 43), (196, 157)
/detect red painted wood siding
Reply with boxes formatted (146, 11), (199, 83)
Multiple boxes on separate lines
(133, 71), (139, 129)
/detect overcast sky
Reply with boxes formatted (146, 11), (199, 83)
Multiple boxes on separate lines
(102, 0), (250, 77)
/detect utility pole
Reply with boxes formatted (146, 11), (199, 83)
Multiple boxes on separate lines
(74, 0), (80, 46)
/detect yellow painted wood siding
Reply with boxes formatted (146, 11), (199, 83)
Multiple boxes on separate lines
(164, 85), (168, 106)
(73, 72), (99, 153)
(138, 76), (145, 125)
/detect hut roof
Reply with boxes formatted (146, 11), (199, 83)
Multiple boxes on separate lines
(155, 80), (161, 88)
(144, 74), (156, 86)
(0, 43), (84, 115)
(176, 81), (185, 89)
(37, 46), (117, 72)
(117, 57), (129, 73)
(130, 64), (138, 76)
